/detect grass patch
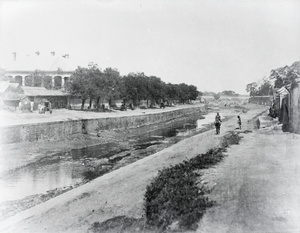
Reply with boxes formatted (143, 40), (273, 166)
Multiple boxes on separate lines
(82, 167), (111, 181)
(144, 131), (242, 232)
(89, 216), (146, 233)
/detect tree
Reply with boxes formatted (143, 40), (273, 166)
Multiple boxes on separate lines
(269, 61), (300, 89)
(69, 66), (96, 110)
(188, 85), (199, 101)
(120, 73), (150, 106)
(257, 80), (272, 96)
(178, 83), (190, 103)
(213, 93), (221, 100)
(221, 90), (238, 96)
(147, 76), (166, 105)
(165, 83), (180, 104)
(25, 76), (33, 86)
(246, 82), (258, 96)
(102, 68), (121, 107)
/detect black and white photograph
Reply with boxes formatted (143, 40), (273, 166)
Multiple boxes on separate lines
(0, 0), (300, 232)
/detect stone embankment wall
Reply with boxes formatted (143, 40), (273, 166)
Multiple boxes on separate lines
(0, 106), (205, 144)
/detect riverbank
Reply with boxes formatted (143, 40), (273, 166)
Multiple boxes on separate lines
(0, 105), (267, 233)
(0, 105), (207, 176)
(0, 111), (231, 220)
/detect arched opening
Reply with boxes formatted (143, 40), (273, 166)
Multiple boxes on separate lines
(32, 75), (43, 87)
(44, 76), (53, 89)
(25, 76), (33, 86)
(54, 76), (62, 89)
(15, 76), (23, 85)
(63, 77), (69, 88)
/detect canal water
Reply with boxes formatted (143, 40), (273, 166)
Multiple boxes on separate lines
(0, 112), (219, 204)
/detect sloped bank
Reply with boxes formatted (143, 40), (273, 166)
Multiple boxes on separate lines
(0, 106), (205, 144)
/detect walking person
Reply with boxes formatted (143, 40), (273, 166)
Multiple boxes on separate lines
(237, 115), (242, 129)
(215, 112), (222, 134)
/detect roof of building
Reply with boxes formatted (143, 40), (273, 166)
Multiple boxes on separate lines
(4, 53), (76, 72)
(21, 86), (69, 96)
(276, 86), (289, 96)
(0, 82), (19, 93)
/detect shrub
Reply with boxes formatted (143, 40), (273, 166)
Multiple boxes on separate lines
(144, 131), (242, 231)
(82, 168), (110, 181)
(144, 167), (208, 231)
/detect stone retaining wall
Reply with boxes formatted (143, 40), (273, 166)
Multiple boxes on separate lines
(0, 106), (205, 144)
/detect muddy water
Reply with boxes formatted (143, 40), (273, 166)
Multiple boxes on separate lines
(0, 113), (219, 203)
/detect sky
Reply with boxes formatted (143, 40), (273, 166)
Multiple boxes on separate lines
(0, 0), (300, 94)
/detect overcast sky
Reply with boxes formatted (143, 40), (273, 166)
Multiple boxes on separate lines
(0, 0), (300, 94)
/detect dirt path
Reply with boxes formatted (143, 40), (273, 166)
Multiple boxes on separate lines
(0, 107), (266, 233)
(197, 121), (300, 232)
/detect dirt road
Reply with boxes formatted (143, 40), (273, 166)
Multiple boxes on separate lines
(0, 107), (267, 233)
(197, 124), (300, 232)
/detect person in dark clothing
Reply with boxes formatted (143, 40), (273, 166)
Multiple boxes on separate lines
(237, 115), (242, 129)
(215, 112), (222, 134)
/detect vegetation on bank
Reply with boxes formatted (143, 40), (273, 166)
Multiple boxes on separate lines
(90, 131), (243, 233)
(144, 132), (242, 232)
(246, 60), (300, 97)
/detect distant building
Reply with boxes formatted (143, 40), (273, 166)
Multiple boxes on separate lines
(0, 82), (69, 111)
(3, 52), (76, 89)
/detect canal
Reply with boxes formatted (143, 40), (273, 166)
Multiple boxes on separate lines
(0, 112), (220, 204)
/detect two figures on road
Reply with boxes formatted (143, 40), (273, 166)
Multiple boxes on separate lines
(214, 113), (242, 135)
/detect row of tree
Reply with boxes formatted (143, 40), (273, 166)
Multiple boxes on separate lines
(68, 66), (200, 109)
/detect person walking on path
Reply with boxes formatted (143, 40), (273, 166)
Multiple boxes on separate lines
(237, 115), (242, 129)
(215, 112), (222, 134)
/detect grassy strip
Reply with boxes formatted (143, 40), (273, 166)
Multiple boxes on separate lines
(144, 131), (242, 232)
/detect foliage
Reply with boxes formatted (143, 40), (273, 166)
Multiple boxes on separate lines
(68, 66), (93, 109)
(188, 84), (199, 101)
(221, 90), (239, 96)
(269, 62), (300, 88)
(246, 61), (300, 96)
(246, 79), (272, 96)
(82, 168), (110, 181)
(119, 73), (199, 107)
(68, 65), (200, 109)
(213, 93), (221, 100)
(144, 132), (242, 231)
(22, 70), (47, 87)
(90, 216), (145, 233)
(144, 165), (210, 231)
